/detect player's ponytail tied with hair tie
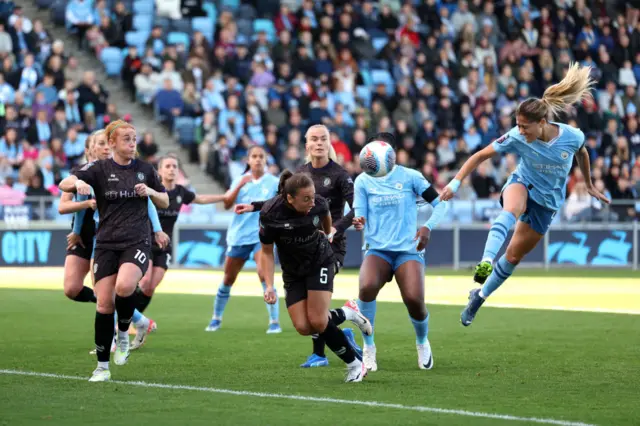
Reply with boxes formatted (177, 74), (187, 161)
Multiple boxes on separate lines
(278, 170), (294, 195)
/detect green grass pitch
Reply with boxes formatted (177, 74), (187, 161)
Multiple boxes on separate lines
(1, 285), (639, 426)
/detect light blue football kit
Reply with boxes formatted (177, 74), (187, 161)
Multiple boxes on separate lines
(493, 122), (585, 235)
(353, 165), (448, 350)
(209, 173), (281, 332)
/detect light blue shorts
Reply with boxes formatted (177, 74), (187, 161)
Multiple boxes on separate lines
(226, 242), (261, 261)
(365, 249), (425, 272)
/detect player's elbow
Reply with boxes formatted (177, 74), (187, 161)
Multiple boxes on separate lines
(58, 204), (71, 215)
(223, 197), (234, 210)
(155, 193), (170, 209)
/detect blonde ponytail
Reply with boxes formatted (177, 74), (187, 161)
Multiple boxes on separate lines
(516, 63), (595, 122)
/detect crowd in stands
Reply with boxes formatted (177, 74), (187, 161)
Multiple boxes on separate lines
(2, 0), (640, 223)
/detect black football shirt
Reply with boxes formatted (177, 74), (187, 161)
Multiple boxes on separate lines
(259, 194), (334, 278)
(73, 159), (166, 250)
(154, 184), (195, 251)
(69, 164), (97, 243)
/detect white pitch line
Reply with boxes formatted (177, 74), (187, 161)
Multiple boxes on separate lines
(0, 369), (595, 426)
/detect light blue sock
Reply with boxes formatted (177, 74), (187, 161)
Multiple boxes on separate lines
(482, 211), (517, 262)
(410, 312), (429, 345)
(213, 284), (232, 319)
(132, 309), (146, 326)
(261, 281), (280, 323)
(356, 299), (376, 346)
(481, 255), (517, 298)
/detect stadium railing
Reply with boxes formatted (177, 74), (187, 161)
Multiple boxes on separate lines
(0, 216), (637, 270)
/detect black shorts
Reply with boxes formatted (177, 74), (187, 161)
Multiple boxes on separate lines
(151, 247), (171, 270)
(65, 235), (95, 261)
(93, 246), (150, 283)
(282, 260), (336, 308)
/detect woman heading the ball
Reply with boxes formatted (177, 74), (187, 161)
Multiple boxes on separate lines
(235, 125), (370, 369)
(353, 132), (449, 372)
(440, 63), (609, 327)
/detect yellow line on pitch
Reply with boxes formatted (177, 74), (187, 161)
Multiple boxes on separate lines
(1, 267), (638, 315)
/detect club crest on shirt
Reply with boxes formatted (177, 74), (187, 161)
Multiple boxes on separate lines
(323, 177), (331, 187)
(313, 216), (319, 226)
(395, 182), (403, 190)
(561, 151), (569, 160)
(176, 195), (182, 204)
(137, 172), (145, 182)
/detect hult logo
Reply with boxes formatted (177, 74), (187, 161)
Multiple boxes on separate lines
(1, 231), (52, 264)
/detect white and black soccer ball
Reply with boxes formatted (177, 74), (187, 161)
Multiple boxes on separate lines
(359, 141), (396, 177)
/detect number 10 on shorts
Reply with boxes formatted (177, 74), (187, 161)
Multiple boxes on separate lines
(134, 249), (147, 264)
(320, 267), (328, 285)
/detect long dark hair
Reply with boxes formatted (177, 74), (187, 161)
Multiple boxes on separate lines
(278, 170), (313, 197)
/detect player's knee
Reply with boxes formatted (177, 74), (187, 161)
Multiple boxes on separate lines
(504, 248), (523, 265)
(96, 298), (115, 313)
(403, 297), (426, 319)
(114, 279), (137, 297)
(222, 272), (237, 286)
(358, 282), (379, 302)
(292, 318), (313, 336)
(63, 280), (82, 299)
(307, 313), (328, 334)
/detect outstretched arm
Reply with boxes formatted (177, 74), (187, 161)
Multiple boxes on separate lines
(440, 144), (498, 201)
(193, 194), (226, 204)
(576, 146), (610, 204)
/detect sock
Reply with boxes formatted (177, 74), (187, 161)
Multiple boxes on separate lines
(212, 284), (232, 319)
(482, 211), (517, 262)
(319, 320), (356, 364)
(311, 334), (325, 357)
(410, 312), (430, 345)
(132, 309), (147, 327)
(73, 286), (97, 303)
(357, 299), (376, 346)
(135, 287), (153, 313)
(329, 308), (347, 325)
(97, 361), (109, 370)
(260, 281), (280, 323)
(481, 255), (517, 298)
(115, 294), (136, 333)
(95, 312), (115, 363)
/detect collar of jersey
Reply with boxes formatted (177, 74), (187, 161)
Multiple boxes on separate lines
(308, 159), (333, 171)
(110, 158), (136, 169)
(536, 122), (563, 146)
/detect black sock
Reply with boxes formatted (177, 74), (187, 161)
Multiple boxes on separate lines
(312, 334), (326, 357)
(319, 320), (356, 364)
(115, 294), (136, 332)
(135, 287), (153, 313)
(73, 286), (97, 303)
(95, 312), (114, 362)
(330, 308), (346, 325)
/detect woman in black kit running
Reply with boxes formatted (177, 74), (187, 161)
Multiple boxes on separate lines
(236, 124), (366, 368)
(259, 170), (371, 383)
(59, 119), (169, 383)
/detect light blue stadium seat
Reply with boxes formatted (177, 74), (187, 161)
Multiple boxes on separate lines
(167, 32), (190, 50)
(133, 14), (153, 32)
(100, 47), (124, 76)
(252, 19), (276, 43)
(370, 69), (394, 93)
(221, 0), (240, 11)
(132, 0), (154, 15)
(192, 17), (215, 43)
(125, 31), (149, 53)
(174, 117), (196, 145)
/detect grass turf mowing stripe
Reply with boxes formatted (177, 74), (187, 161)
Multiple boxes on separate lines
(0, 369), (596, 426)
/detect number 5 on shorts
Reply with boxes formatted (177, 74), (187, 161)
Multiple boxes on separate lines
(134, 249), (147, 264)
(320, 267), (328, 285)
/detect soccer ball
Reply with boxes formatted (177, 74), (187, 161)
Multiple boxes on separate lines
(359, 141), (396, 177)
